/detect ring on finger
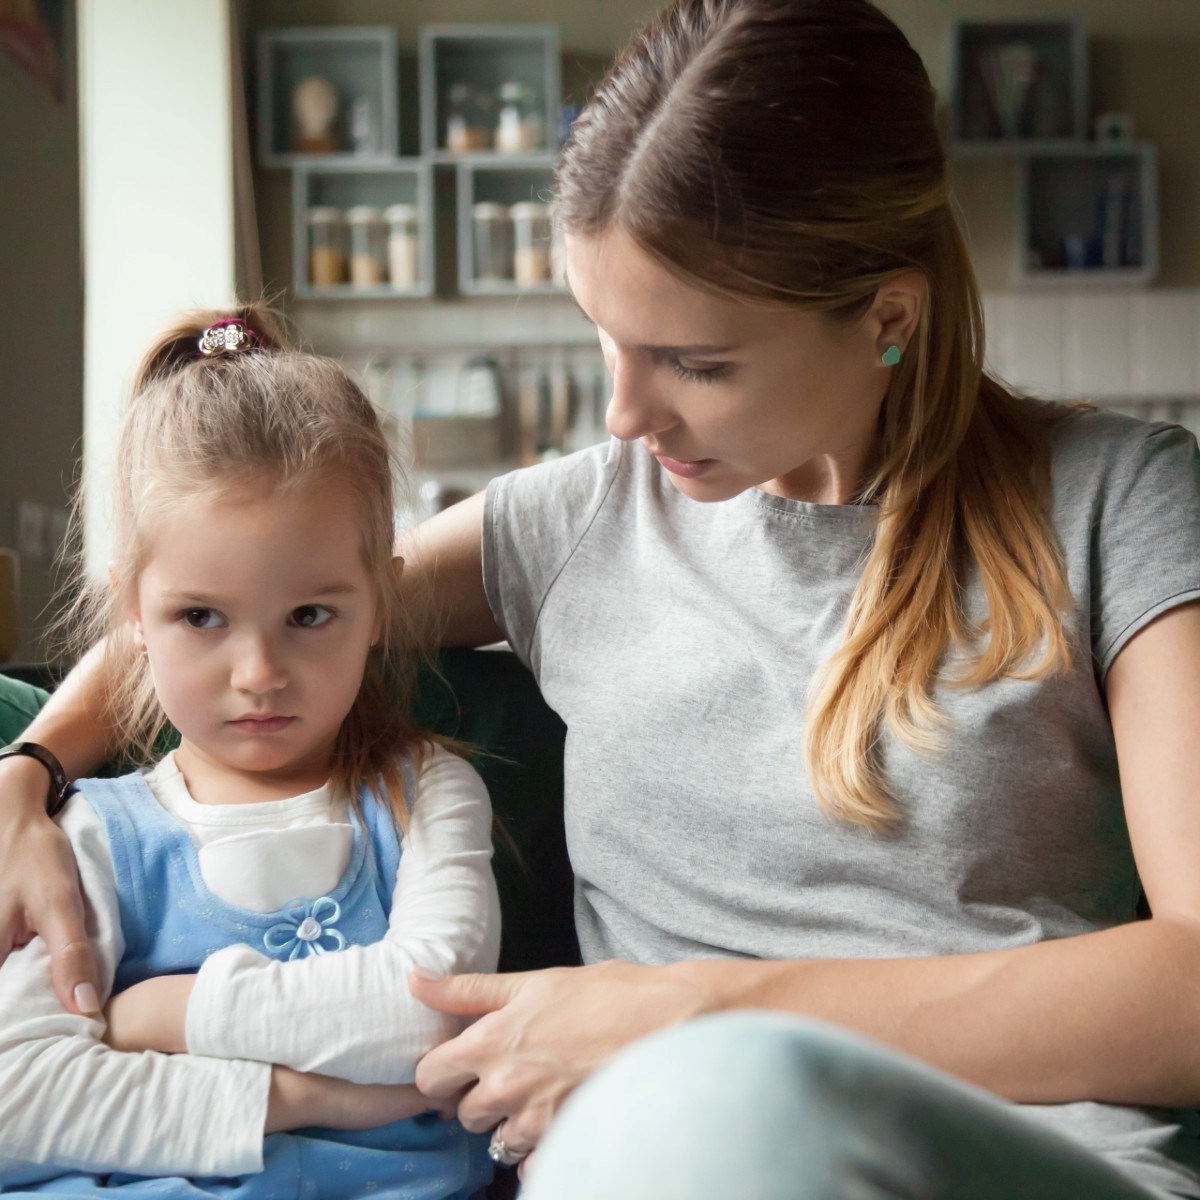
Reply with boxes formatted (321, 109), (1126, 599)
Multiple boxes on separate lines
(487, 1122), (529, 1167)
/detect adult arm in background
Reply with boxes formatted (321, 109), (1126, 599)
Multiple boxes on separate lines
(0, 795), (435, 1183)
(0, 490), (499, 1014)
(412, 600), (1200, 1150)
(107, 746), (501, 1085)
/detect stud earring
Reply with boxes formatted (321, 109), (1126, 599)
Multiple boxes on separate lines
(881, 344), (902, 367)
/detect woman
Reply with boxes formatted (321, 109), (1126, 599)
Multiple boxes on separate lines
(3, 0), (1200, 1196)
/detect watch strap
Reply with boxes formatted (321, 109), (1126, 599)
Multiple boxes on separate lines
(0, 741), (71, 818)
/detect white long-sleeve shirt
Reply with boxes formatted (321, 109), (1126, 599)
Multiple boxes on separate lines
(0, 745), (500, 1183)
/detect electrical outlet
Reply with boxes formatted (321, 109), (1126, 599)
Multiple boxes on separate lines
(16, 500), (48, 565)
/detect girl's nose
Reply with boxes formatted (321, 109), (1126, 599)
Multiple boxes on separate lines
(231, 635), (287, 694)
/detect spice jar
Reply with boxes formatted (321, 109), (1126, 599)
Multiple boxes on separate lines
(510, 201), (553, 287)
(495, 81), (544, 154)
(346, 206), (387, 288)
(305, 206), (346, 287)
(472, 202), (513, 282)
(445, 82), (492, 153)
(384, 204), (420, 291)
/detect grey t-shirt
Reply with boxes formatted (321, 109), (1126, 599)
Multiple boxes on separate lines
(483, 404), (1200, 1196)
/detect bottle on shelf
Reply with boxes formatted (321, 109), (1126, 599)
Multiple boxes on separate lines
(385, 204), (421, 290)
(346, 206), (387, 288)
(510, 201), (553, 286)
(472, 202), (514, 282)
(445, 81), (492, 153)
(305, 206), (347, 286)
(495, 81), (544, 154)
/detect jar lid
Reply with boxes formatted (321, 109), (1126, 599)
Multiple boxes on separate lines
(305, 206), (343, 223)
(384, 203), (418, 221)
(345, 205), (384, 223)
(472, 202), (510, 220)
(498, 80), (534, 102)
(509, 201), (552, 220)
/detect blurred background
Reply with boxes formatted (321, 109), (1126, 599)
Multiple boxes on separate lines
(1, 0), (1198, 662)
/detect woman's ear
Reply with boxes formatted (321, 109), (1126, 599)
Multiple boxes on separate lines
(868, 270), (926, 361)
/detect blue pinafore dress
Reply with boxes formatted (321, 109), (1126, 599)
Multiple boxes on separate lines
(0, 770), (493, 1200)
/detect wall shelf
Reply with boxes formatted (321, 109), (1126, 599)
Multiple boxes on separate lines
(419, 23), (561, 158)
(949, 17), (1087, 148)
(292, 161), (434, 299)
(1018, 143), (1158, 286)
(257, 27), (399, 167)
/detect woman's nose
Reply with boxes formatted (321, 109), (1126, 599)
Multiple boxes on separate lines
(604, 355), (674, 444)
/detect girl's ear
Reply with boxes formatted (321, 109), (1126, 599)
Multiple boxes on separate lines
(110, 562), (145, 649)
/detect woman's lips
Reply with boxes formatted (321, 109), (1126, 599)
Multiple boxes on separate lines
(655, 455), (715, 479)
(229, 716), (296, 734)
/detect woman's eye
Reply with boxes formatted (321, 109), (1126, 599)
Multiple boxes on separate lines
(181, 608), (224, 630)
(291, 604), (333, 629)
(670, 359), (730, 385)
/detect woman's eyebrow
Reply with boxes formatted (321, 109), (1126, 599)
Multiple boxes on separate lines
(571, 296), (737, 355)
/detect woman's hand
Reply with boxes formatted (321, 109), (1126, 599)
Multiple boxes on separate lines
(266, 1065), (446, 1133)
(104, 973), (195, 1053)
(0, 756), (101, 1015)
(411, 961), (710, 1156)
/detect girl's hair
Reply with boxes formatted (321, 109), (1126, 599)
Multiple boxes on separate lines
(65, 303), (430, 829)
(555, 0), (1074, 830)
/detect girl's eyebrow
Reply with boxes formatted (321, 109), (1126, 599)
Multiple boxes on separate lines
(159, 582), (359, 606)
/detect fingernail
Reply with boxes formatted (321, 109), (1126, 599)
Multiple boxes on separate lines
(411, 965), (446, 982)
(74, 982), (100, 1015)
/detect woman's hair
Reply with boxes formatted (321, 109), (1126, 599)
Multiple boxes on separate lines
(63, 303), (430, 829)
(555, 0), (1074, 830)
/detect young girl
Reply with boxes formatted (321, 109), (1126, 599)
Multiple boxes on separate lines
(0, 308), (499, 1197)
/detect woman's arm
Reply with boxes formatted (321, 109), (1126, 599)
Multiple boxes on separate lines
(397, 491), (503, 648)
(179, 747), (500, 1084)
(0, 644), (117, 1011)
(412, 602), (1200, 1147)
(0, 794), (272, 1179)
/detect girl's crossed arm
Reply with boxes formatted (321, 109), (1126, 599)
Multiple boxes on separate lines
(108, 745), (500, 1085)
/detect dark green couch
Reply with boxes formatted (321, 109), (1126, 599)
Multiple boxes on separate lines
(0, 649), (578, 1198)
(0, 648), (580, 975)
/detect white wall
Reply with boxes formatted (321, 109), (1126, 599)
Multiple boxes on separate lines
(79, 0), (238, 575)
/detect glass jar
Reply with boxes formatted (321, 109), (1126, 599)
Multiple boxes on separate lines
(305, 206), (346, 287)
(510, 201), (553, 287)
(445, 81), (492, 153)
(384, 204), (420, 291)
(472, 202), (513, 283)
(495, 81), (543, 154)
(346, 206), (387, 289)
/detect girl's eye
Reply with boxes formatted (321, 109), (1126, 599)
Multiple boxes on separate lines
(181, 608), (224, 630)
(291, 604), (333, 629)
(670, 359), (730, 385)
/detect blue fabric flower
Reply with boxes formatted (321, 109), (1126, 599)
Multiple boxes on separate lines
(264, 896), (346, 960)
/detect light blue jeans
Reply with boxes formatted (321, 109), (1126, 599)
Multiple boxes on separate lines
(521, 1012), (1186, 1200)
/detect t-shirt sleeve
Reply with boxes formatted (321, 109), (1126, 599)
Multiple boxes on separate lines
(1091, 422), (1200, 677)
(483, 440), (623, 666)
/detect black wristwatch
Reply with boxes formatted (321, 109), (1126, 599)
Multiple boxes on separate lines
(0, 741), (71, 818)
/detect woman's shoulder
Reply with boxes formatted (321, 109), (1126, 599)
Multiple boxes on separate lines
(1035, 398), (1198, 482)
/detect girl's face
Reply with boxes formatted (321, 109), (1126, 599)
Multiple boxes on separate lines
(565, 227), (914, 505)
(129, 479), (386, 800)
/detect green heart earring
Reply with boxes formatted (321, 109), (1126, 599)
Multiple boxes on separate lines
(881, 344), (902, 367)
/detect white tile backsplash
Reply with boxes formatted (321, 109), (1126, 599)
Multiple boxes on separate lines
(1063, 293), (1131, 399)
(983, 288), (1199, 401)
(1130, 291), (1198, 396)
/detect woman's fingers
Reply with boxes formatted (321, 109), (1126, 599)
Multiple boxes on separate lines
(28, 828), (100, 1014)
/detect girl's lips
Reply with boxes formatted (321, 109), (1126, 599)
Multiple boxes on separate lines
(229, 716), (296, 734)
(655, 455), (715, 479)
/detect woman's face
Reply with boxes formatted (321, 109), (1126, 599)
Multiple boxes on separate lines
(565, 227), (907, 505)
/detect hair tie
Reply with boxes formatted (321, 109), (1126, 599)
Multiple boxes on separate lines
(198, 318), (260, 358)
